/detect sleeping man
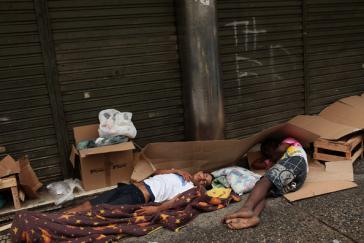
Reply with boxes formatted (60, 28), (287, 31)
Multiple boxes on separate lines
(67, 169), (213, 215)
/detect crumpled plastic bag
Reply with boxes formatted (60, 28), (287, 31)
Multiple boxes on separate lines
(46, 179), (84, 205)
(98, 109), (137, 139)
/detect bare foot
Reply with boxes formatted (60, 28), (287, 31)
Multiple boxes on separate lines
(226, 216), (260, 230)
(223, 207), (254, 223)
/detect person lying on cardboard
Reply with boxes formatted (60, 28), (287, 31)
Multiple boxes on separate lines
(67, 169), (213, 215)
(224, 137), (308, 229)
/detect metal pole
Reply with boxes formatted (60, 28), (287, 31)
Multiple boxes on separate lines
(176, 0), (225, 140)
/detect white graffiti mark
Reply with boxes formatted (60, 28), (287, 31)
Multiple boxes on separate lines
(237, 56), (263, 66)
(225, 18), (266, 81)
(270, 44), (291, 55)
(269, 45), (281, 80)
(225, 21), (249, 51)
(270, 44), (297, 72)
(242, 17), (266, 51)
(238, 72), (258, 78)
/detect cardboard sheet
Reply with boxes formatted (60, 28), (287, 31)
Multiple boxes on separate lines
(288, 115), (359, 140)
(320, 100), (364, 128)
(131, 140), (248, 181)
(73, 124), (100, 144)
(246, 153), (356, 202)
(284, 181), (357, 202)
(305, 161), (354, 183)
(339, 96), (364, 111)
(18, 156), (43, 199)
(131, 93), (363, 199)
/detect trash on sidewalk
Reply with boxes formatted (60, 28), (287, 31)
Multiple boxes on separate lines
(47, 179), (84, 205)
(70, 124), (135, 191)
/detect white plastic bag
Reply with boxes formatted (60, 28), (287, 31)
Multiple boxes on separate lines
(47, 179), (84, 205)
(98, 109), (137, 139)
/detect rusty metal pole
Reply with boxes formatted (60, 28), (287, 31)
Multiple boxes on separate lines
(176, 0), (225, 140)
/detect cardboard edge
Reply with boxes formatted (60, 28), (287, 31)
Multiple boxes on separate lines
(70, 145), (79, 168)
(284, 181), (357, 202)
(0, 155), (20, 178)
(289, 115), (360, 140)
(79, 142), (135, 158)
(130, 154), (156, 182)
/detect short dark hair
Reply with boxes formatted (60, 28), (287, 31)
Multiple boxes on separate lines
(206, 172), (214, 190)
(260, 138), (279, 158)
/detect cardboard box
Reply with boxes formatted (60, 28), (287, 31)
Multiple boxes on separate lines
(70, 124), (135, 191)
(18, 155), (43, 199)
(132, 94), (364, 200)
(0, 155), (42, 199)
(0, 155), (20, 178)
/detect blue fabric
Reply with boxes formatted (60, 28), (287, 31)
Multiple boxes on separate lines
(143, 182), (155, 202)
(89, 183), (145, 206)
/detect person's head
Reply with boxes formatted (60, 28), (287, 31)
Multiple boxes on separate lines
(192, 171), (213, 187)
(260, 138), (280, 159)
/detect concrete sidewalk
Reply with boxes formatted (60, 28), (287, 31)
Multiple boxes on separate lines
(125, 160), (364, 243)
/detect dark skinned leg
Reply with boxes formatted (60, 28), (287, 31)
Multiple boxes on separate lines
(224, 177), (272, 229)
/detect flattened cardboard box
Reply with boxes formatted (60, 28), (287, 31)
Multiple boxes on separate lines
(319, 94), (364, 129)
(247, 152), (357, 202)
(131, 140), (248, 182)
(132, 96), (362, 200)
(71, 124), (135, 191)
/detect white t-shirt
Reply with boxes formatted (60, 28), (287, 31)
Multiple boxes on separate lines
(143, 174), (194, 203)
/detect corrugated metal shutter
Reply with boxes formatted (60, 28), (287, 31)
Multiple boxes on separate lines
(217, 0), (305, 139)
(305, 0), (364, 114)
(48, 0), (185, 146)
(0, 0), (63, 183)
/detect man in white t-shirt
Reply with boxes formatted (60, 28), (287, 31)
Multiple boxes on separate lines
(67, 169), (213, 215)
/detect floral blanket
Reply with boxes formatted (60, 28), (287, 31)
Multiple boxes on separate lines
(11, 187), (240, 242)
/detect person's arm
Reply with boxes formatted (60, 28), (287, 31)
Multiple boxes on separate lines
(251, 157), (268, 170)
(252, 157), (276, 170)
(271, 143), (290, 162)
(153, 169), (192, 181)
(135, 195), (179, 215)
